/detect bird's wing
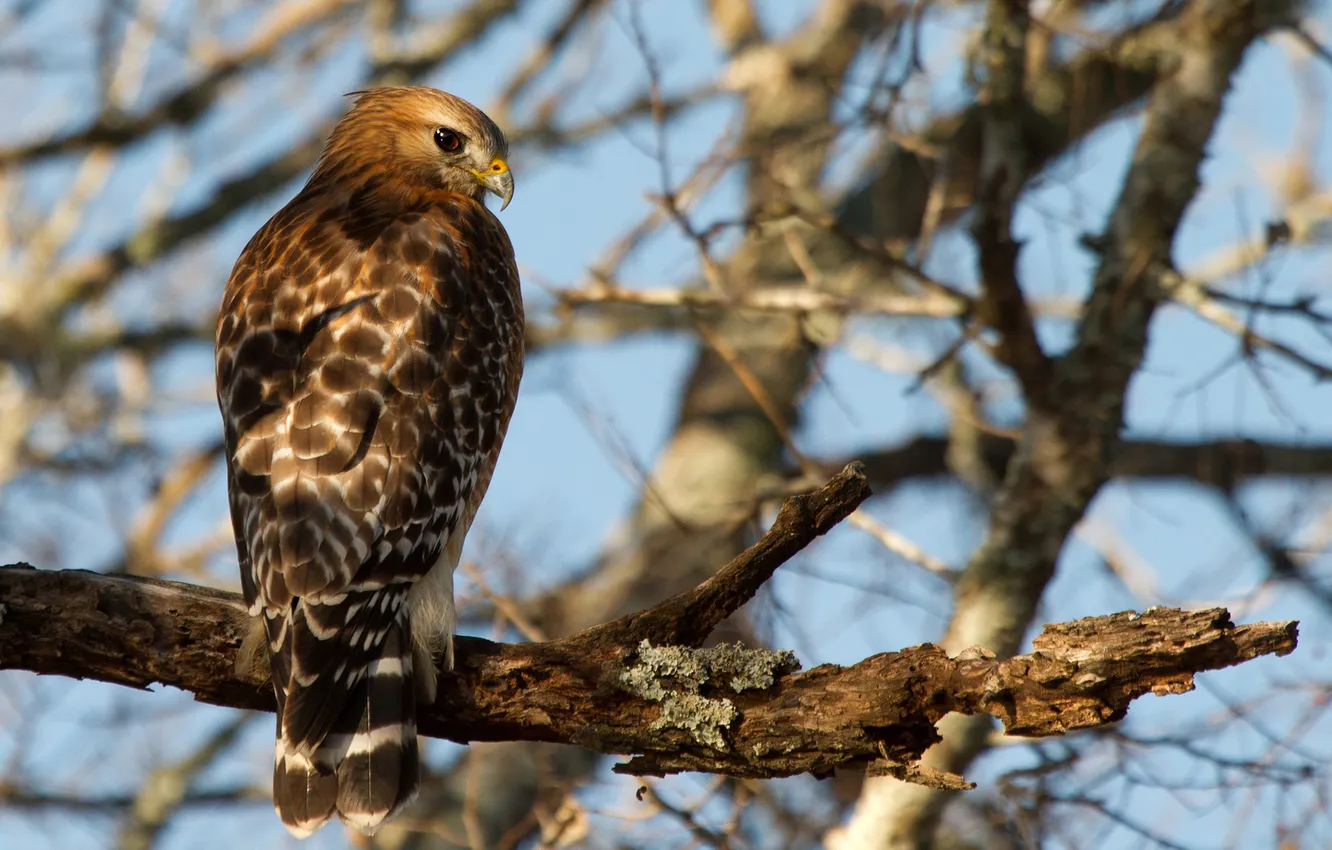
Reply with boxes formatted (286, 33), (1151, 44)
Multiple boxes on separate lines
(215, 188), (521, 834)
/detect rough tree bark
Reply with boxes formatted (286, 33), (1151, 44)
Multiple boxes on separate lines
(0, 467), (1298, 793)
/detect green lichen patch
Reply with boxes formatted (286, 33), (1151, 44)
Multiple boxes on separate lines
(617, 640), (800, 750)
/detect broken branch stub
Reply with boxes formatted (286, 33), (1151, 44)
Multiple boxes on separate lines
(950, 607), (1299, 737)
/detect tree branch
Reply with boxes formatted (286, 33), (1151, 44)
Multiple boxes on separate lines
(847, 435), (1332, 494)
(0, 0), (363, 167)
(970, 0), (1054, 409)
(0, 465), (1296, 789)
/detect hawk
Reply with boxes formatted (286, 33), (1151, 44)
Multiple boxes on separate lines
(215, 87), (524, 837)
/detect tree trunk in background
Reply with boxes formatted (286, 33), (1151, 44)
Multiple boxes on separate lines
(828, 2), (1293, 847)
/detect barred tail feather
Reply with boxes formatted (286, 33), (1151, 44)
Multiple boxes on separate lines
(335, 631), (420, 833)
(274, 744), (339, 838)
(270, 593), (422, 838)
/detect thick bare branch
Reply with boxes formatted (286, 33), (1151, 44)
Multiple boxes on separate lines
(0, 457), (1295, 791)
(0, 564), (1296, 785)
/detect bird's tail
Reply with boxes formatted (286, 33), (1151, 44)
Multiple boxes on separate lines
(269, 596), (422, 838)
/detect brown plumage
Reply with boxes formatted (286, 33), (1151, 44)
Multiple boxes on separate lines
(215, 86), (524, 837)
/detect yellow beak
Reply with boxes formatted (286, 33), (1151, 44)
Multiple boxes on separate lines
(474, 157), (514, 211)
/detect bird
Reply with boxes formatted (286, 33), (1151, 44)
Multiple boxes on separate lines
(214, 86), (524, 838)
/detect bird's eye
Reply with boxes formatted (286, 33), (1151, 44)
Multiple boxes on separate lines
(434, 128), (461, 153)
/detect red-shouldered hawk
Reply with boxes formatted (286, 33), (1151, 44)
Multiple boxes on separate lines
(214, 87), (523, 837)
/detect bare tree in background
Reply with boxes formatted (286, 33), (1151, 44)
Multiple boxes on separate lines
(1, 0), (1330, 848)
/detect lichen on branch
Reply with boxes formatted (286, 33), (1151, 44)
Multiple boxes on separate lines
(617, 640), (800, 749)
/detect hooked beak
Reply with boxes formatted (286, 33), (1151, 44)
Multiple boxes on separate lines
(474, 157), (514, 211)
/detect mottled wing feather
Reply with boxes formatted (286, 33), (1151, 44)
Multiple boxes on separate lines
(216, 186), (522, 836)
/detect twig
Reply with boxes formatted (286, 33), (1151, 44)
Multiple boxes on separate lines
(558, 285), (965, 318)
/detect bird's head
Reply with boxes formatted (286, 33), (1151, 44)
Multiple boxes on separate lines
(314, 86), (514, 211)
